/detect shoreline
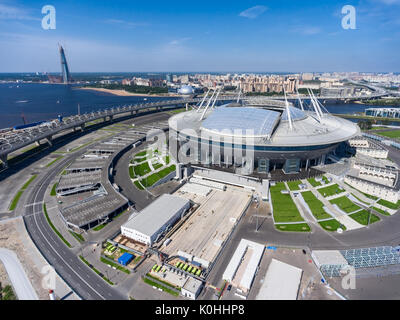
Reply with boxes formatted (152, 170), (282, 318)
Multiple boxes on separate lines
(77, 87), (176, 97)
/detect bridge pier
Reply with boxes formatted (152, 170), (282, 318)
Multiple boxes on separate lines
(45, 136), (53, 146)
(0, 154), (8, 169)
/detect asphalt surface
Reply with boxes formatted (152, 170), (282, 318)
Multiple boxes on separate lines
(18, 111), (172, 300)
(0, 248), (38, 300)
(23, 154), (125, 300)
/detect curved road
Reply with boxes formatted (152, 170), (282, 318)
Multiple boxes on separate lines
(0, 248), (38, 300)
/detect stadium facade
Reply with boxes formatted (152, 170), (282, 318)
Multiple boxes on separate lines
(168, 97), (360, 175)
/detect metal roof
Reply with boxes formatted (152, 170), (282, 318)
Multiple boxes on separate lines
(122, 194), (190, 236)
(281, 106), (307, 121)
(201, 106), (280, 138)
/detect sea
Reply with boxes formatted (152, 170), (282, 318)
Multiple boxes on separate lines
(0, 82), (396, 130)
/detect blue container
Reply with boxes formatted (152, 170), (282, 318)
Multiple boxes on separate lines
(118, 253), (134, 266)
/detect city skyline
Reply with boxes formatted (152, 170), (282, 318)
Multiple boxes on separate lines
(0, 0), (399, 72)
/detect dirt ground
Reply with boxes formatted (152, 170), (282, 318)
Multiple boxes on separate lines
(0, 218), (49, 300)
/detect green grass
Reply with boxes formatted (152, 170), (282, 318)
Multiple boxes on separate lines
(301, 191), (332, 220)
(375, 130), (400, 139)
(351, 193), (370, 205)
(1, 285), (16, 300)
(152, 162), (163, 170)
(317, 184), (345, 197)
(79, 256), (114, 285)
(134, 180), (144, 190)
(372, 206), (391, 216)
(21, 175), (37, 190)
(318, 219), (346, 232)
(9, 175), (38, 210)
(43, 204), (72, 248)
(9, 191), (23, 211)
(270, 183), (304, 223)
(275, 223), (311, 232)
(100, 257), (130, 274)
(46, 156), (63, 167)
(329, 196), (361, 213)
(307, 177), (322, 187)
(133, 162), (151, 176)
(377, 199), (400, 210)
(69, 231), (85, 243)
(287, 180), (302, 191)
(349, 210), (380, 225)
(139, 165), (176, 188)
(93, 223), (106, 231)
(322, 176), (330, 184)
(50, 183), (58, 196)
(143, 274), (179, 296)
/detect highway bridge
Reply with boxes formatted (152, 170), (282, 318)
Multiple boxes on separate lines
(0, 92), (386, 168)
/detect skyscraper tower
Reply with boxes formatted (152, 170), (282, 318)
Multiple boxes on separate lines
(59, 45), (71, 84)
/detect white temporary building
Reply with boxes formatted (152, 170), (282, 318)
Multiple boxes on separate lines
(256, 259), (303, 300)
(222, 239), (264, 291)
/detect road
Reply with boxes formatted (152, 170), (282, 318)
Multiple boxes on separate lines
(23, 154), (125, 300)
(0, 248), (38, 300)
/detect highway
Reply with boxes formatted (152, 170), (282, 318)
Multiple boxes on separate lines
(22, 143), (125, 300)
(0, 248), (38, 300)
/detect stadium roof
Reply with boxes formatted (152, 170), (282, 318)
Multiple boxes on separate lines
(281, 106), (307, 121)
(201, 106), (280, 138)
(122, 194), (190, 236)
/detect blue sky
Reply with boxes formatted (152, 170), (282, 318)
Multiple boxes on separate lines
(0, 0), (399, 72)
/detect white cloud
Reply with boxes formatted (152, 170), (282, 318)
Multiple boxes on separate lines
(292, 26), (322, 35)
(104, 19), (148, 28)
(239, 5), (268, 19)
(168, 37), (192, 46)
(0, 3), (39, 21)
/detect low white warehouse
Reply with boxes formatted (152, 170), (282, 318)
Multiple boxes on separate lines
(121, 194), (191, 245)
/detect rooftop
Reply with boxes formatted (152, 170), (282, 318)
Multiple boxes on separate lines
(122, 194), (190, 236)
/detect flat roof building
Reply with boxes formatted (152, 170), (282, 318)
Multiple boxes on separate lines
(121, 194), (191, 246)
(256, 259), (303, 300)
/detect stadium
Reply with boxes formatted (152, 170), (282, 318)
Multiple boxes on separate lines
(168, 94), (360, 175)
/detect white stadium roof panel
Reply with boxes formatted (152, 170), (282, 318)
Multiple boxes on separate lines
(201, 107), (280, 138)
(281, 106), (307, 121)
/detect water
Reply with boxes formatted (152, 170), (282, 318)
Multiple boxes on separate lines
(0, 82), (396, 129)
(0, 83), (175, 129)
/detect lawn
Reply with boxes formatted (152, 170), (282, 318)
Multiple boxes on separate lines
(69, 231), (85, 243)
(372, 206), (391, 216)
(287, 180), (302, 191)
(93, 223), (106, 231)
(139, 165), (176, 188)
(134, 180), (144, 190)
(43, 204), (72, 248)
(307, 177), (322, 187)
(329, 196), (361, 213)
(8, 191), (23, 211)
(317, 184), (345, 197)
(100, 257), (130, 274)
(376, 130), (400, 139)
(301, 191), (332, 220)
(318, 219), (346, 232)
(129, 166), (135, 179)
(270, 183), (304, 223)
(46, 156), (63, 167)
(50, 183), (58, 196)
(351, 193), (370, 205)
(377, 199), (400, 210)
(9, 175), (37, 210)
(349, 210), (380, 225)
(275, 223), (311, 232)
(133, 162), (151, 176)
